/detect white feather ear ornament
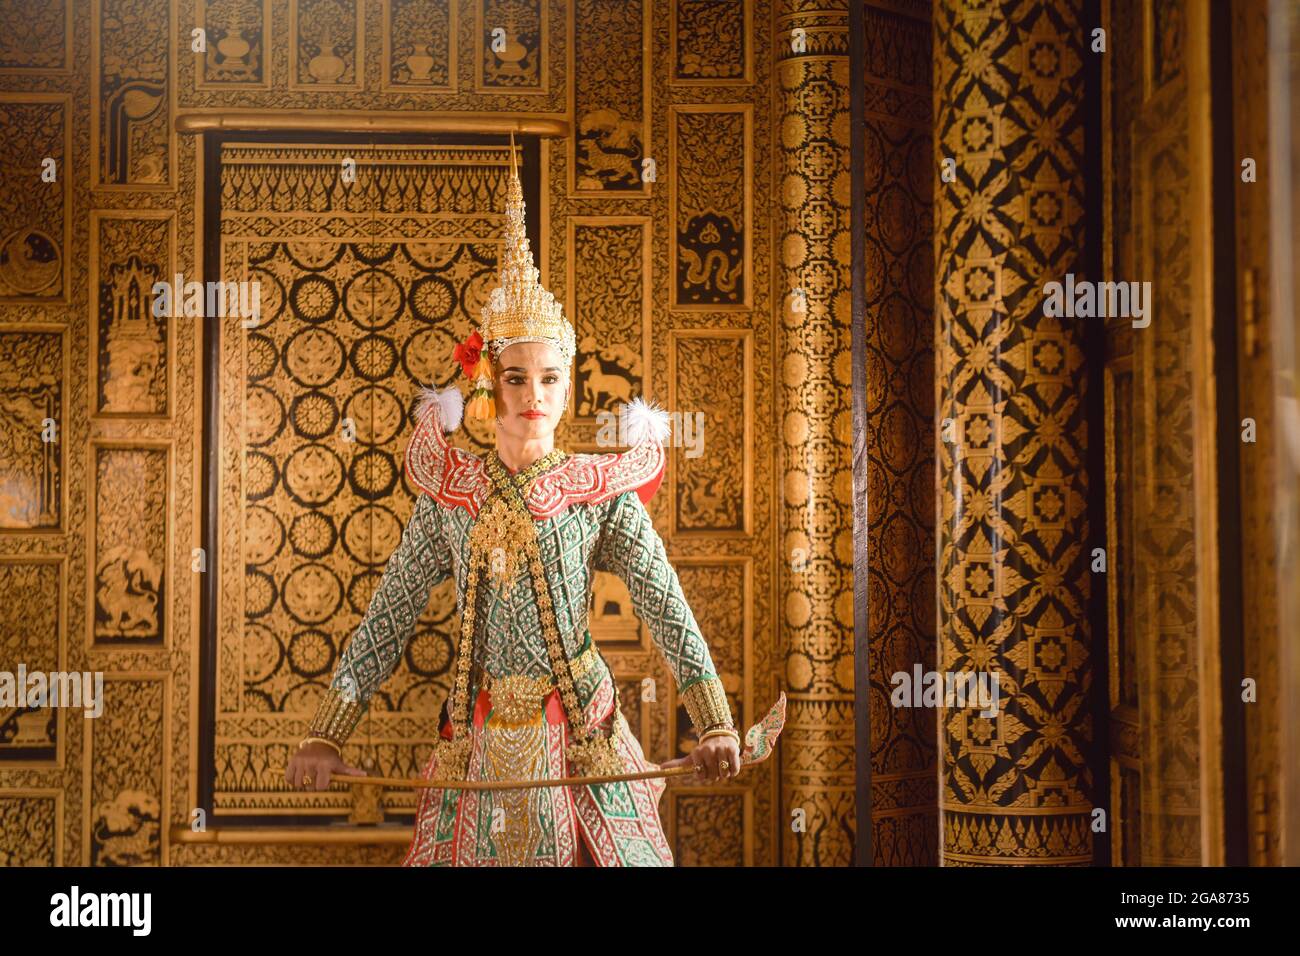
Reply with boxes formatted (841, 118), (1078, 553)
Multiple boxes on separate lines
(414, 384), (464, 433)
(621, 395), (671, 445)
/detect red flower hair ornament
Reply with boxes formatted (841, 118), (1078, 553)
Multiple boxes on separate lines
(452, 329), (496, 419)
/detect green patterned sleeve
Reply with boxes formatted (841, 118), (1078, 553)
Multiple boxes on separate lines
(591, 490), (735, 733)
(307, 492), (452, 746)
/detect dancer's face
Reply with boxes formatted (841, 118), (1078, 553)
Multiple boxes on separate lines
(493, 341), (570, 444)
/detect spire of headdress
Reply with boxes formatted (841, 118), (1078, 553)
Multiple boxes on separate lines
(455, 130), (576, 419)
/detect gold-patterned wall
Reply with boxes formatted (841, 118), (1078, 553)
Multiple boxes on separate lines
(0, 0), (787, 866)
(0, 556), (65, 764)
(90, 211), (175, 418)
(0, 94), (71, 302)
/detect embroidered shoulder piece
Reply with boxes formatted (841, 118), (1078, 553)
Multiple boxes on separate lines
(403, 386), (667, 520)
(527, 441), (665, 519)
(404, 390), (490, 517)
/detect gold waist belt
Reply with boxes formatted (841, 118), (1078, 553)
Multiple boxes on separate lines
(483, 642), (603, 725)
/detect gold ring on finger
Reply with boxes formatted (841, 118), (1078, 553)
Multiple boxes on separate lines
(303, 774), (312, 786)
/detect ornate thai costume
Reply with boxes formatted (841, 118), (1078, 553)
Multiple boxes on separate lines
(306, 144), (735, 866)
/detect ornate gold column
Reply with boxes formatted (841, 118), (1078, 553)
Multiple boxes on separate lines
(934, 0), (1094, 864)
(775, 0), (856, 865)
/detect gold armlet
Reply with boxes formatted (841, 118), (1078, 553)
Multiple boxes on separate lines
(307, 685), (365, 748)
(680, 677), (733, 736)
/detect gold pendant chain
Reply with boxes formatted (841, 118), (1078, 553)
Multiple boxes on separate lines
(464, 447), (567, 592)
(432, 447), (625, 781)
(437, 447), (629, 781)
(488, 452), (626, 777)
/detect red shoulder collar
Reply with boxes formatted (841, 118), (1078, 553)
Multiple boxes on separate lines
(403, 407), (665, 520)
(528, 443), (665, 518)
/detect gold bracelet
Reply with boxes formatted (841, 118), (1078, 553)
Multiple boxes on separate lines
(299, 736), (341, 757)
(698, 727), (740, 745)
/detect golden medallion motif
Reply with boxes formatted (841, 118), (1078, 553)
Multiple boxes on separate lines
(466, 494), (533, 593)
(488, 673), (556, 726)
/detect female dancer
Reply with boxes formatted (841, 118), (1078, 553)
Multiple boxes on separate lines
(285, 146), (738, 866)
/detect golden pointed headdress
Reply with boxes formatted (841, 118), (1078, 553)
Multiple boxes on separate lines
(454, 132), (575, 419)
